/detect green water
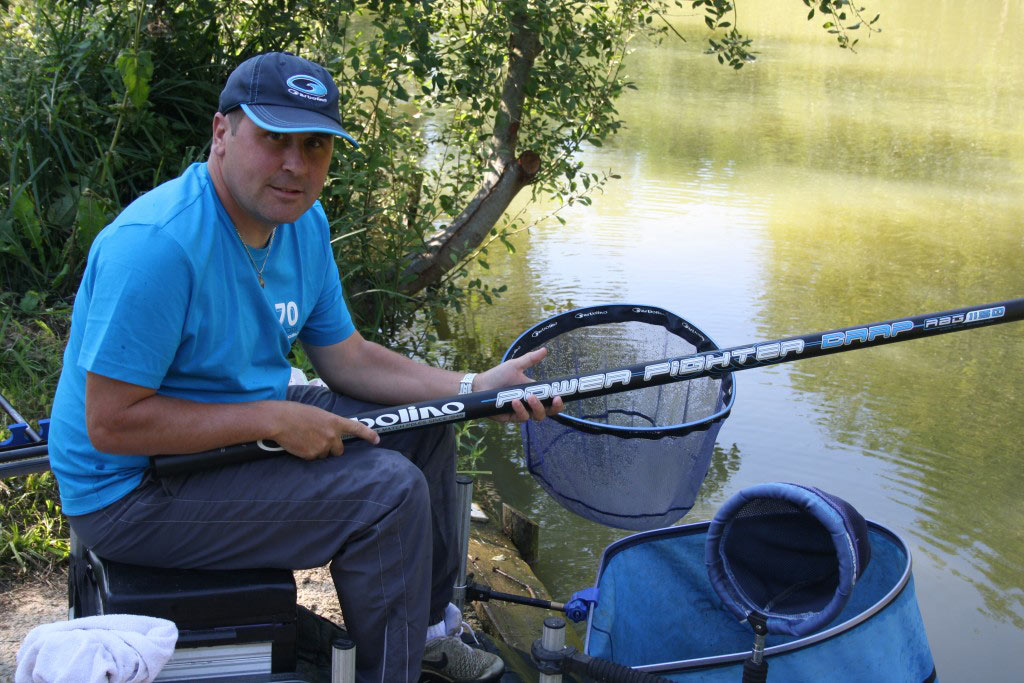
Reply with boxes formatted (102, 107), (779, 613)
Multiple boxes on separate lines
(446, 1), (1024, 679)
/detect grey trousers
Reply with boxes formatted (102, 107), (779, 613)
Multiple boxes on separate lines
(68, 385), (459, 683)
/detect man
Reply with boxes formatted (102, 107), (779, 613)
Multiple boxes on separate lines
(48, 52), (561, 682)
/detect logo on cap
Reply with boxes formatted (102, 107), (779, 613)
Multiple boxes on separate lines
(286, 74), (329, 102)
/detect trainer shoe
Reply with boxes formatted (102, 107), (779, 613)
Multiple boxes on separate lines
(421, 607), (504, 682)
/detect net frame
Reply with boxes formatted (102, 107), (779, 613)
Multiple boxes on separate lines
(502, 304), (736, 438)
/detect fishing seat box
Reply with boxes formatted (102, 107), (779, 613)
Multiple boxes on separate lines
(70, 544), (299, 680)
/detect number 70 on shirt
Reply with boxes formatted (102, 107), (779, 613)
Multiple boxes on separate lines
(275, 301), (299, 327)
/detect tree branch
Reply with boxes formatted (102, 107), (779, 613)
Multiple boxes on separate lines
(398, 11), (543, 295)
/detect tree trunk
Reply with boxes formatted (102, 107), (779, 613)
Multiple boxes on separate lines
(398, 14), (542, 295)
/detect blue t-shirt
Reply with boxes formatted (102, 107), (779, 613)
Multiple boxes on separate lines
(49, 162), (355, 515)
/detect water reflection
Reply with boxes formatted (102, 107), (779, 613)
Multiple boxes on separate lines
(445, 1), (1024, 678)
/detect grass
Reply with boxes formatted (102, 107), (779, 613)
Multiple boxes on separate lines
(455, 421), (493, 476)
(0, 473), (69, 583)
(0, 304), (70, 581)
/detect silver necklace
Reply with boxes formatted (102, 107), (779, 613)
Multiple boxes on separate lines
(233, 226), (276, 288)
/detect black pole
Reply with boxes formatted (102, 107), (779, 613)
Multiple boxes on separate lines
(466, 581), (566, 612)
(0, 453), (51, 477)
(741, 612), (769, 683)
(151, 298), (1024, 475)
(532, 616), (674, 682)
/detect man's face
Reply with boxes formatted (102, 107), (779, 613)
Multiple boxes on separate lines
(211, 112), (334, 233)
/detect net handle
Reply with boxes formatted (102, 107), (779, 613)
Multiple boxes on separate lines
(144, 297), (1023, 475)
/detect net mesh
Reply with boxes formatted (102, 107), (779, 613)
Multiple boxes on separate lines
(505, 306), (734, 530)
(706, 483), (874, 636)
(722, 498), (839, 616)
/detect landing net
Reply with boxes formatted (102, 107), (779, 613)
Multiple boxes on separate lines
(503, 305), (735, 530)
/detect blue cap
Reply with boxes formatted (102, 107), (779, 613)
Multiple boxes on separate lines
(219, 52), (358, 148)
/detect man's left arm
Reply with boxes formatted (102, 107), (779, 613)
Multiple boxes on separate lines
(302, 332), (562, 421)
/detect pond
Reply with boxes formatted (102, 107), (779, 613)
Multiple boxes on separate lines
(444, 1), (1024, 680)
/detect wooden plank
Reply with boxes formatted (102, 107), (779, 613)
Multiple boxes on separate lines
(501, 502), (539, 566)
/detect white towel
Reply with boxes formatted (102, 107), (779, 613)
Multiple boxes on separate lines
(288, 366), (327, 388)
(15, 614), (178, 683)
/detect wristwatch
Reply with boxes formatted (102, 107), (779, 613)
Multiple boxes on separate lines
(459, 372), (477, 395)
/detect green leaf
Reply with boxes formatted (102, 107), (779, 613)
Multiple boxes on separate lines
(75, 194), (111, 252)
(50, 262), (71, 291)
(115, 49), (154, 109)
(12, 192), (42, 252)
(18, 291), (41, 313)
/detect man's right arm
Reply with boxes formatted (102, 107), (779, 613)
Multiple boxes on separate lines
(85, 372), (378, 459)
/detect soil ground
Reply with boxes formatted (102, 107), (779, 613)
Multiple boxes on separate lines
(0, 571), (67, 683)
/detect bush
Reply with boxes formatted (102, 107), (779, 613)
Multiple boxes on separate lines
(0, 1), (305, 309)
